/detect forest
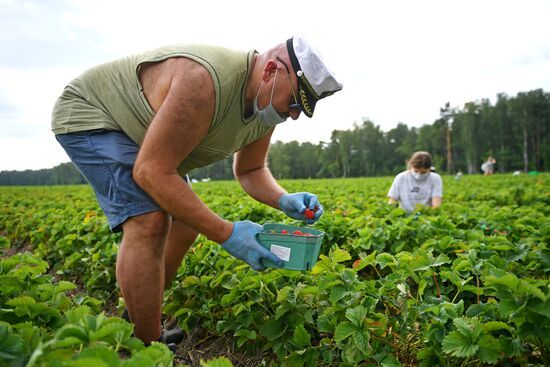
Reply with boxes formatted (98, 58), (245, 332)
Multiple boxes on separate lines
(1, 88), (548, 185)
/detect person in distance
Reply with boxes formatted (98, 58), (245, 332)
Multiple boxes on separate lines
(481, 156), (497, 176)
(387, 151), (443, 212)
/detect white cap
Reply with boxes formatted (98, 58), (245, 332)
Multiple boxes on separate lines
(286, 35), (343, 117)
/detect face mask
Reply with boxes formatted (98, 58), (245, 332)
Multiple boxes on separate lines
(412, 171), (430, 181)
(253, 68), (287, 126)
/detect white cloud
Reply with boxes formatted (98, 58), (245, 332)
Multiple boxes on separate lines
(1, 0), (550, 169)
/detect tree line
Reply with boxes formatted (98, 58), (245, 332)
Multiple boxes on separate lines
(0, 163), (87, 186)
(196, 88), (550, 179)
(1, 88), (548, 185)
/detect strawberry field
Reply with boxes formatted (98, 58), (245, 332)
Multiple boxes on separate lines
(0, 174), (549, 366)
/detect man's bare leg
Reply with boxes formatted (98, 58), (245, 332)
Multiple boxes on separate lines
(163, 219), (199, 288)
(116, 210), (170, 343)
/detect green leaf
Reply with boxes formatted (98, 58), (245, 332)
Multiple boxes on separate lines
(500, 337), (524, 357)
(381, 355), (402, 367)
(65, 306), (92, 324)
(442, 331), (479, 357)
(275, 304), (290, 320)
(234, 329), (256, 339)
(517, 280), (547, 301)
(334, 321), (357, 343)
(130, 342), (173, 366)
(54, 336), (87, 348)
(345, 306), (368, 328)
(485, 273), (546, 301)
(120, 337), (144, 352)
(0, 276), (25, 296)
(293, 324), (311, 347)
(529, 302), (550, 319)
(353, 330), (370, 355)
(454, 317), (482, 340)
(0, 323), (24, 360)
(329, 285), (348, 303)
(409, 251), (449, 272)
(235, 329), (256, 348)
(54, 280), (77, 293)
(477, 335), (502, 363)
(55, 324), (88, 342)
(91, 320), (133, 344)
(332, 248), (352, 263)
(453, 259), (473, 272)
(63, 358), (110, 367)
(417, 279), (427, 298)
(74, 345), (121, 366)
(361, 251), (377, 267)
(317, 313), (336, 333)
(376, 253), (397, 269)
(484, 274), (518, 289)
(276, 286), (293, 303)
(259, 317), (287, 341)
(481, 321), (513, 333)
(498, 299), (525, 318)
(311, 255), (332, 274)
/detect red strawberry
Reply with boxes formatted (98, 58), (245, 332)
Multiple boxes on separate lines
(304, 208), (315, 219)
(292, 230), (304, 235)
(281, 229), (288, 234)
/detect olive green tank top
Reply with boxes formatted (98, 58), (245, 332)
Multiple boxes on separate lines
(51, 45), (272, 175)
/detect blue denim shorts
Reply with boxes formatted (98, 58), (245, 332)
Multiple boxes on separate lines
(55, 129), (189, 232)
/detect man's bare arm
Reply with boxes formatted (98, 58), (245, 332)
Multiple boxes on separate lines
(234, 129), (286, 209)
(134, 58), (232, 243)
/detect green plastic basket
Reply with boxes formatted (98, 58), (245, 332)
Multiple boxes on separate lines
(256, 223), (324, 271)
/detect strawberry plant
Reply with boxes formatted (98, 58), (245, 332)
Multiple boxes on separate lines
(1, 174), (549, 366)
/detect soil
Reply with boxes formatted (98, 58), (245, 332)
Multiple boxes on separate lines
(171, 327), (269, 367)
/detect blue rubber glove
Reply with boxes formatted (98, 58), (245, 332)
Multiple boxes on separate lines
(278, 192), (324, 224)
(220, 221), (284, 271)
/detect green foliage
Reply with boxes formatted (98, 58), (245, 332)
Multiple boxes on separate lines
(0, 323), (25, 362)
(1, 175), (549, 366)
(442, 317), (502, 364)
(0, 251), (172, 367)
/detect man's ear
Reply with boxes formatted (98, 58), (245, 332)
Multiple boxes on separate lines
(261, 60), (278, 83)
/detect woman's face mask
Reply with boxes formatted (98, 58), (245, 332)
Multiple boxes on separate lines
(411, 169), (430, 181)
(253, 69), (287, 126)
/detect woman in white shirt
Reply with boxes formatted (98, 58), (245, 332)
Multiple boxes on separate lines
(388, 151), (443, 212)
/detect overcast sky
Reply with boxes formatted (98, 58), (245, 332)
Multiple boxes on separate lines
(1, 0), (550, 171)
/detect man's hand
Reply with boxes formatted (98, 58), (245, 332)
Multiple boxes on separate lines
(221, 221), (284, 271)
(278, 192), (323, 224)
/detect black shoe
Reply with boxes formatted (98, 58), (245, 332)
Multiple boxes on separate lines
(162, 327), (185, 345)
(157, 331), (180, 353)
(163, 341), (178, 354)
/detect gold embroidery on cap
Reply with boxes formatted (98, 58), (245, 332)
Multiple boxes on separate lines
(300, 89), (312, 115)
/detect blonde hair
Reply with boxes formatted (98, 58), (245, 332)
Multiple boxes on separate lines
(408, 151), (432, 169)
